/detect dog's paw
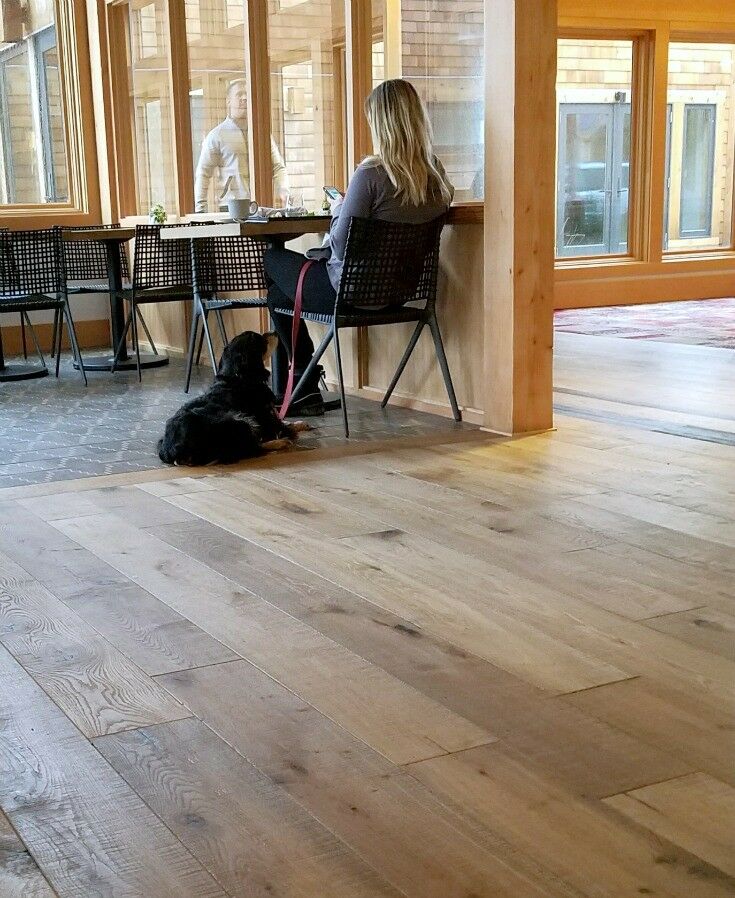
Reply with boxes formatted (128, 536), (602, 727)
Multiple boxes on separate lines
(261, 437), (294, 452)
(291, 421), (313, 433)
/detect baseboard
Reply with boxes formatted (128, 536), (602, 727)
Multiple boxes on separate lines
(1, 318), (111, 355)
(334, 383), (484, 425)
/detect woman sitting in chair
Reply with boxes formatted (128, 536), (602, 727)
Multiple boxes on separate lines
(264, 78), (454, 416)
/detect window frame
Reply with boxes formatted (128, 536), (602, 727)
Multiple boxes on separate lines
(0, 0), (100, 224)
(554, 30), (649, 266)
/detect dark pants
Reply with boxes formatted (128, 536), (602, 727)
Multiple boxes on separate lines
(264, 247), (336, 391)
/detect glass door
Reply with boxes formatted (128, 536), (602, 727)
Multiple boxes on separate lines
(557, 102), (630, 257)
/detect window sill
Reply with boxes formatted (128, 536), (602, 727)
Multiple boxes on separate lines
(447, 203), (483, 224)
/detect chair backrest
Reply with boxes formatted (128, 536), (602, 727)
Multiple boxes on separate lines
(132, 223), (194, 292)
(191, 234), (268, 298)
(0, 227), (63, 298)
(62, 223), (131, 282)
(337, 215), (445, 309)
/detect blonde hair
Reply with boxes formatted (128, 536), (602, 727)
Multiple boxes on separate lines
(364, 79), (453, 207)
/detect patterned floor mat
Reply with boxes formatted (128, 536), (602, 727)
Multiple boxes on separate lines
(554, 297), (735, 349)
(0, 353), (471, 489)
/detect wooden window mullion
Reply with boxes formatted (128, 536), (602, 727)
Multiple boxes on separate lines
(164, 0), (194, 215)
(246, 0), (273, 207)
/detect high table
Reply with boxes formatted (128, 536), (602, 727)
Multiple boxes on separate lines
(61, 227), (168, 372)
(162, 215), (332, 398)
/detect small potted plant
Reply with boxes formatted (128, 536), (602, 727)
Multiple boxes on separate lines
(148, 203), (167, 224)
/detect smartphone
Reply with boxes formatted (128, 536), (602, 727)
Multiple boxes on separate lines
(323, 186), (344, 201)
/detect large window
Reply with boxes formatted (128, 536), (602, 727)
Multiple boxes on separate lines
(186, 0), (256, 213)
(128, 0), (177, 215)
(556, 39), (634, 258)
(371, 0), (484, 201)
(664, 42), (734, 252)
(0, 18), (68, 205)
(267, 0), (343, 209)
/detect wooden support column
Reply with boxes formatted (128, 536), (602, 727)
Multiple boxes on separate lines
(483, 0), (556, 435)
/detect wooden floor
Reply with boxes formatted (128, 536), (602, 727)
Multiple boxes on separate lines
(1, 338), (733, 897)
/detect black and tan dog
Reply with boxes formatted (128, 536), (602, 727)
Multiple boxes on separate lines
(158, 331), (308, 466)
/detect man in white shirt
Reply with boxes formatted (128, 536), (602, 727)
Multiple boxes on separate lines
(194, 80), (289, 212)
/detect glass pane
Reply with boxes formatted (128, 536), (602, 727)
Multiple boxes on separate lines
(0, 46), (41, 203)
(559, 109), (610, 254)
(556, 39), (633, 258)
(665, 43), (734, 251)
(186, 0), (255, 213)
(680, 106), (716, 237)
(267, 0), (343, 209)
(372, 0), (484, 201)
(0, 17), (68, 205)
(40, 42), (69, 202)
(129, 0), (177, 215)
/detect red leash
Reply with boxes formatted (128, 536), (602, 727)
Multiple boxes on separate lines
(278, 260), (314, 419)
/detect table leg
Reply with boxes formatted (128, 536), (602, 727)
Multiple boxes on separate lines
(73, 238), (168, 372)
(270, 313), (288, 399)
(107, 240), (127, 361)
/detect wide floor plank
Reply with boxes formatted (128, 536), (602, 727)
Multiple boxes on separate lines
(156, 660), (579, 898)
(52, 511), (494, 764)
(643, 607), (735, 660)
(0, 646), (227, 898)
(408, 745), (734, 898)
(159, 486), (628, 693)
(604, 773), (735, 879)
(0, 810), (55, 898)
(0, 577), (190, 738)
(96, 717), (403, 898)
(565, 677), (735, 787)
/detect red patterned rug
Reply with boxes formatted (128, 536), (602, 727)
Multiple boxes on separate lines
(554, 298), (735, 349)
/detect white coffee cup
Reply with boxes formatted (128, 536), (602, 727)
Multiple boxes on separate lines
(227, 198), (258, 220)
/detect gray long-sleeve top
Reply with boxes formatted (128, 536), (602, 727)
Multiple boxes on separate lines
(326, 159), (453, 292)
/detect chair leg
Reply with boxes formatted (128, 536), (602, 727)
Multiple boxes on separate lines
(200, 307), (218, 374)
(428, 312), (461, 422)
(381, 319), (425, 409)
(184, 306), (201, 394)
(333, 326), (349, 438)
(22, 312), (46, 370)
(53, 308), (64, 375)
(194, 309), (207, 365)
(63, 304), (88, 386)
(20, 313), (28, 359)
(214, 309), (228, 348)
(111, 308), (133, 372)
(289, 326), (334, 406)
(55, 310), (63, 378)
(137, 309), (158, 355)
(131, 301), (143, 382)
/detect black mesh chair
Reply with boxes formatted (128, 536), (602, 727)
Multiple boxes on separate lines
(112, 223), (195, 381)
(0, 227), (87, 384)
(57, 224), (158, 362)
(0, 227), (26, 359)
(278, 215), (460, 437)
(186, 234), (268, 392)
